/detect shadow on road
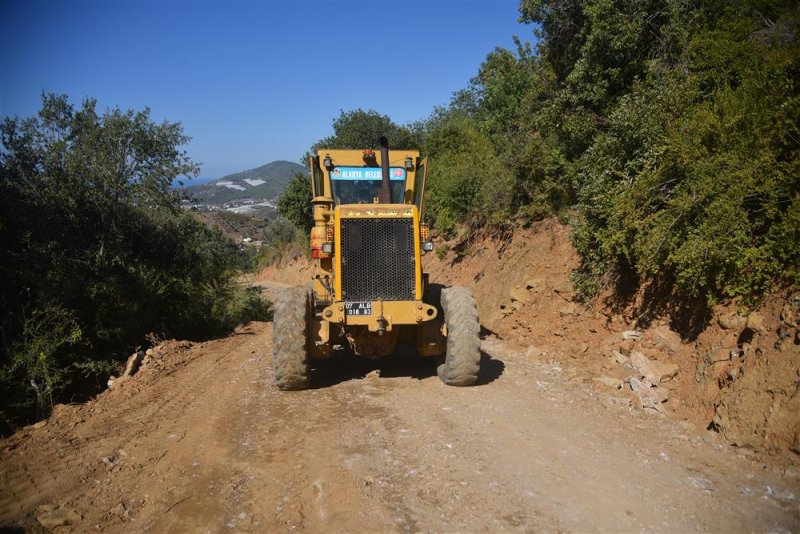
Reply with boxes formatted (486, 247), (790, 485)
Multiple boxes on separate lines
(476, 352), (505, 386)
(308, 346), (504, 389)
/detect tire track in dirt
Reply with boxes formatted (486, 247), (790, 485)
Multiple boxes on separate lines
(2, 321), (799, 532)
(0, 327), (264, 530)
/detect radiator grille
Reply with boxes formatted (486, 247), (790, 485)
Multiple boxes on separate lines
(340, 218), (416, 301)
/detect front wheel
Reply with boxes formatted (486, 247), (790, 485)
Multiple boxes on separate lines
(438, 286), (481, 386)
(272, 287), (310, 390)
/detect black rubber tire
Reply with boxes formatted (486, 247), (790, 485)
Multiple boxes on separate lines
(438, 286), (481, 386)
(272, 286), (310, 390)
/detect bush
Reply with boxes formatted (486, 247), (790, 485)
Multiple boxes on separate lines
(0, 94), (270, 432)
(571, 5), (800, 303)
(424, 118), (513, 232)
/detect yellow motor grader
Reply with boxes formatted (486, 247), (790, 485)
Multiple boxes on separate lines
(272, 137), (480, 389)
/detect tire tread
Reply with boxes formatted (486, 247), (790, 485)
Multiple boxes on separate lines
(272, 286), (310, 390)
(438, 286), (480, 386)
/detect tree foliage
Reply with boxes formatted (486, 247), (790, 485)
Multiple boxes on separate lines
(277, 172), (312, 234)
(312, 109), (420, 151)
(424, 0), (799, 304)
(0, 95), (269, 432)
(567, 0), (800, 302)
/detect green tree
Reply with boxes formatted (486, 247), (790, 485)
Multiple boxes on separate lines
(564, 0), (800, 302)
(277, 172), (312, 233)
(312, 109), (421, 151)
(0, 94), (267, 431)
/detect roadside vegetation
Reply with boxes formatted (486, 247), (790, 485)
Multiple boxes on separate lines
(0, 95), (269, 432)
(280, 0), (799, 308)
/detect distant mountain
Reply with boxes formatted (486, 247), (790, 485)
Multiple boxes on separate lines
(172, 176), (215, 188)
(183, 161), (306, 206)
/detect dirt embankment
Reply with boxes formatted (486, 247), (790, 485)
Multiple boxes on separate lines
(259, 219), (800, 457)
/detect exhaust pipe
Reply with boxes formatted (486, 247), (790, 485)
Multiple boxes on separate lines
(378, 136), (392, 203)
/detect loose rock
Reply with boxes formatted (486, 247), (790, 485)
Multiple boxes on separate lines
(780, 301), (797, 327)
(611, 350), (629, 365)
(123, 351), (145, 377)
(525, 278), (545, 291)
(619, 338), (635, 355)
(629, 376), (669, 411)
(593, 376), (623, 389)
(509, 287), (531, 304)
(719, 313), (746, 330)
(550, 280), (573, 295)
(36, 504), (81, 530)
(621, 331), (642, 341)
(558, 303), (581, 317)
(651, 325), (682, 353)
(630, 351), (679, 384)
(746, 312), (766, 333)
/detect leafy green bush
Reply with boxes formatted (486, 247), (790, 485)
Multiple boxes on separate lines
(424, 118), (513, 233)
(277, 172), (312, 234)
(312, 109), (421, 151)
(422, 0), (799, 305)
(7, 307), (82, 420)
(0, 95), (269, 432)
(571, 2), (800, 303)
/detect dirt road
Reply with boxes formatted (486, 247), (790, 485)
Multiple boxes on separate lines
(1, 321), (798, 532)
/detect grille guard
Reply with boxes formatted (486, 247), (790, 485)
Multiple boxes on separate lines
(339, 217), (416, 301)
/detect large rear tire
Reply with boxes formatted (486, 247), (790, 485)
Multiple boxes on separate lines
(438, 286), (481, 386)
(272, 286), (310, 390)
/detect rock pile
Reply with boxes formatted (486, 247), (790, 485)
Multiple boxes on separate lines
(594, 327), (683, 413)
(107, 346), (160, 389)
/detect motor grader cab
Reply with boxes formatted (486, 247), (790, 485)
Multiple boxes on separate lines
(272, 137), (481, 390)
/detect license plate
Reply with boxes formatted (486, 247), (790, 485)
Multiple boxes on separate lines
(345, 302), (372, 316)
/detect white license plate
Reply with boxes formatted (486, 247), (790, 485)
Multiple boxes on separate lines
(345, 302), (372, 316)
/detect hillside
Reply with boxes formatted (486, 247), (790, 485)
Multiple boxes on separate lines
(192, 210), (273, 243)
(183, 160), (306, 208)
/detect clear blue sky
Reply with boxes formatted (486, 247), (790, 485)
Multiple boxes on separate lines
(1, 0), (535, 178)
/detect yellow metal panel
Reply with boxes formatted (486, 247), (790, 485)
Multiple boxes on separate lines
(413, 207), (422, 300)
(334, 205), (342, 301)
(338, 205), (415, 218)
(415, 157), (428, 218)
(318, 148), (420, 169)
